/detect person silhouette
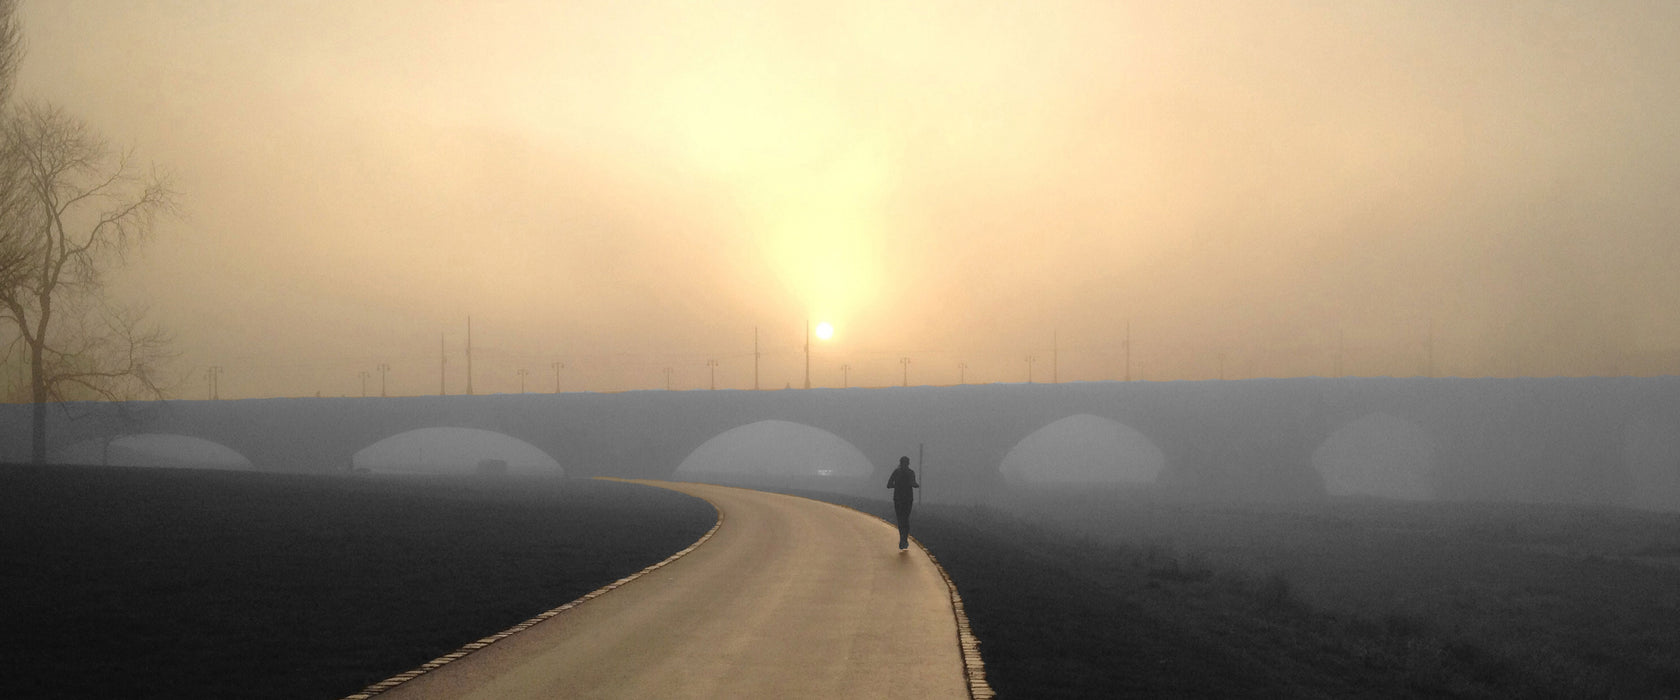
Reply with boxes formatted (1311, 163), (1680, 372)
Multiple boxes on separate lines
(886, 456), (920, 550)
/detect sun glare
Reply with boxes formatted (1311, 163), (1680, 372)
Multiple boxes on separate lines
(751, 146), (891, 326)
(815, 321), (834, 340)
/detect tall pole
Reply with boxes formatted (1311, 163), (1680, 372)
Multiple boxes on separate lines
(1026, 355), (1036, 383)
(804, 320), (811, 390)
(841, 364), (850, 388)
(1053, 330), (1059, 384)
(754, 326), (760, 391)
(1336, 327), (1345, 378)
(440, 332), (447, 396)
(517, 368), (528, 393)
(466, 316), (474, 396)
(917, 442), (925, 505)
(707, 359), (718, 390)
(359, 370), (369, 398)
(958, 362), (967, 384)
(1426, 318), (1435, 378)
(1124, 320), (1132, 382)
(552, 361), (563, 393)
(900, 356), (910, 387)
(378, 363), (390, 397)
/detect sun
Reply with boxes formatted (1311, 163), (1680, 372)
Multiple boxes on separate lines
(814, 321), (834, 341)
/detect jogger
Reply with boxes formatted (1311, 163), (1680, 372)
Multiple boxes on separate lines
(886, 456), (920, 550)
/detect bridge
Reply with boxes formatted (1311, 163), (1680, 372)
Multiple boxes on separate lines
(3, 377), (1678, 508)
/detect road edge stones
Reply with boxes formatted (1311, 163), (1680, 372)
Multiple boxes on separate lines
(914, 535), (997, 700)
(337, 477), (725, 700)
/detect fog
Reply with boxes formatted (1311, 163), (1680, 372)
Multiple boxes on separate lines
(6, 1), (1679, 400)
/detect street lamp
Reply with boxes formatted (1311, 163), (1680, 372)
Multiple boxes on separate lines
(899, 356), (911, 387)
(517, 368), (529, 393)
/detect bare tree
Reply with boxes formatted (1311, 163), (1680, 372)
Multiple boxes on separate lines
(0, 0), (27, 292)
(0, 0), (29, 398)
(0, 103), (177, 463)
(0, 0), (21, 107)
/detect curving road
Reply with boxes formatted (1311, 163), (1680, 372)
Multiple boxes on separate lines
(373, 480), (969, 699)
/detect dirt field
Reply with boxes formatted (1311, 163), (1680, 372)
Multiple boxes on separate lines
(812, 488), (1680, 698)
(10, 465), (1678, 698)
(0, 465), (715, 700)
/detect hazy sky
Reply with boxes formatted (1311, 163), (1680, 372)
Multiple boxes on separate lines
(12, 0), (1680, 397)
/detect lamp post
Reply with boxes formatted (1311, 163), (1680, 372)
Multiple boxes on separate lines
(377, 363), (390, 397)
(359, 370), (369, 397)
(958, 362), (967, 384)
(1336, 328), (1345, 377)
(664, 367), (673, 390)
(517, 368), (529, 393)
(841, 364), (850, 388)
(899, 356), (911, 387)
(1123, 319), (1131, 381)
(707, 359), (719, 390)
(1426, 318), (1435, 378)
(552, 361), (564, 393)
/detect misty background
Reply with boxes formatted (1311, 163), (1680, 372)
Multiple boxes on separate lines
(10, 0), (1680, 399)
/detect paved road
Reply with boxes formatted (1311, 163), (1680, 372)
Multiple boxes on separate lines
(376, 480), (969, 699)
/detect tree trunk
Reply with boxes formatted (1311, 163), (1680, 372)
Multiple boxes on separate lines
(29, 336), (44, 464)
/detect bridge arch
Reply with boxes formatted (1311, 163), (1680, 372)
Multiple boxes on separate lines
(352, 427), (564, 476)
(674, 420), (874, 491)
(50, 433), (255, 470)
(1312, 412), (1435, 500)
(1000, 414), (1165, 484)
